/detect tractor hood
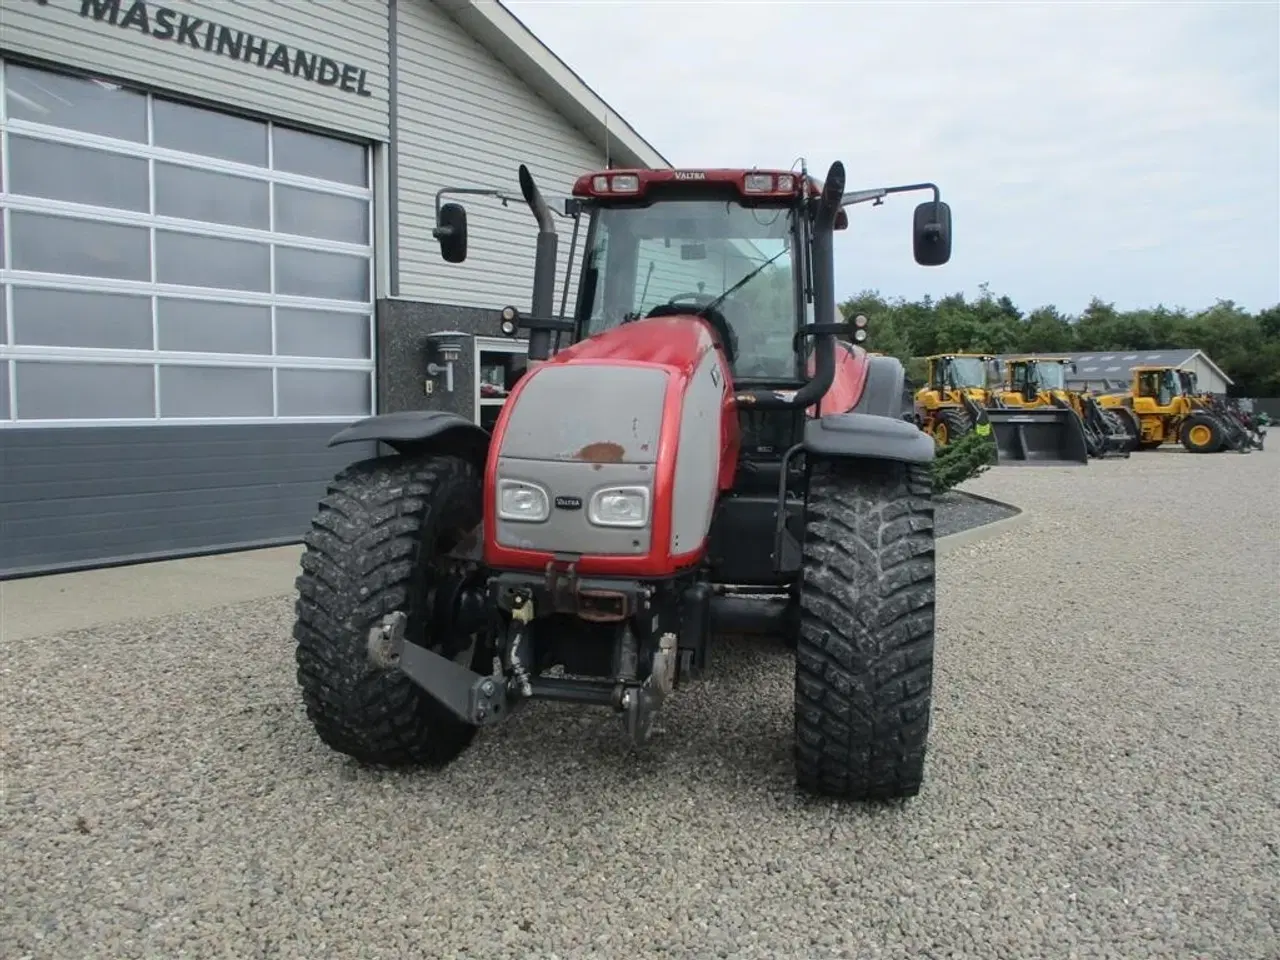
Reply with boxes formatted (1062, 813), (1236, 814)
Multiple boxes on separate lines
(496, 315), (724, 465)
(546, 314), (724, 375)
(483, 315), (734, 576)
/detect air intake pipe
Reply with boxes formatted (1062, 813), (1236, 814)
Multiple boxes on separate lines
(737, 159), (846, 410)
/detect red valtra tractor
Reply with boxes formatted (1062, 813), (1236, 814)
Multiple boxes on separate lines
(293, 160), (953, 800)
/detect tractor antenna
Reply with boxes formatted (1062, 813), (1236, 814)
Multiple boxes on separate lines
(604, 111), (612, 169)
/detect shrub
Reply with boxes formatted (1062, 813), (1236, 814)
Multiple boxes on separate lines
(931, 426), (997, 494)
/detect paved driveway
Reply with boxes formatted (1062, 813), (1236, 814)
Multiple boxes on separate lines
(4, 447), (1278, 959)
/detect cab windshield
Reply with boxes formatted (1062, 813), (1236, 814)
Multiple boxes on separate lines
(943, 357), (988, 388)
(1137, 369), (1184, 400)
(576, 198), (801, 379)
(1030, 363), (1066, 391)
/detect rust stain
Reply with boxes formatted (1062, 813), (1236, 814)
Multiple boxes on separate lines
(575, 441), (625, 465)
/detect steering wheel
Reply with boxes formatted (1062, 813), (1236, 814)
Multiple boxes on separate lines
(664, 292), (719, 308)
(644, 293), (737, 363)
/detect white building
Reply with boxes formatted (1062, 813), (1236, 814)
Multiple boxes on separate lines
(0, 0), (730, 576)
(1059, 349), (1233, 395)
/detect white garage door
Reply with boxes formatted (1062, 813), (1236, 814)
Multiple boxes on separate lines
(0, 59), (375, 425)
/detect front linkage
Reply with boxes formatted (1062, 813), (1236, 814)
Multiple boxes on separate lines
(366, 548), (706, 748)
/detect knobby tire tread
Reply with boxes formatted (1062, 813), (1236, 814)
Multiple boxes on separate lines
(794, 458), (936, 801)
(938, 407), (972, 442)
(293, 454), (481, 767)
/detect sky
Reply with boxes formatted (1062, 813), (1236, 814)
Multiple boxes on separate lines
(503, 0), (1280, 316)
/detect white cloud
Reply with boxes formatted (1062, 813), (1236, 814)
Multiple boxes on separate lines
(503, 0), (1280, 314)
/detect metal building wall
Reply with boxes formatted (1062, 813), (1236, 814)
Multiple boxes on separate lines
(0, 0), (390, 577)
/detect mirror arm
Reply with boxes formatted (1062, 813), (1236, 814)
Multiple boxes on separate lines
(431, 185), (577, 241)
(840, 182), (941, 210)
(432, 186), (517, 241)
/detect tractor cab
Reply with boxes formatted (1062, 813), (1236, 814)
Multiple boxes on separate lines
(572, 172), (813, 383)
(433, 166), (949, 395)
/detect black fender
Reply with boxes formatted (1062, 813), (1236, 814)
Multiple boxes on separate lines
(804, 354), (936, 464)
(328, 410), (491, 466)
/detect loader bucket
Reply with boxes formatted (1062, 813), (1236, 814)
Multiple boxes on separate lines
(985, 408), (1090, 466)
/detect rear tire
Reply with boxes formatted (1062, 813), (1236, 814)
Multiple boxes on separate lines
(794, 457), (935, 801)
(293, 453), (486, 767)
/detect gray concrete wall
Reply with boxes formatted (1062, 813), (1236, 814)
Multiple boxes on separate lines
(376, 296), (525, 418)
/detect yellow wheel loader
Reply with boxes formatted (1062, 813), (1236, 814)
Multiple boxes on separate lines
(1173, 370), (1260, 451)
(959, 356), (1087, 466)
(1094, 366), (1251, 453)
(913, 354), (1000, 445)
(994, 357), (1135, 461)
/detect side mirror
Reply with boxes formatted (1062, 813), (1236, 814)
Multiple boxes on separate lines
(912, 200), (952, 266)
(434, 202), (469, 264)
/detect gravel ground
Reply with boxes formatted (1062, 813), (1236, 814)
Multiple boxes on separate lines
(934, 489), (1020, 538)
(4, 447), (1278, 960)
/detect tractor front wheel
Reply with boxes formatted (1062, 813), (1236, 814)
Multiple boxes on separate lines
(293, 453), (487, 767)
(793, 457), (935, 801)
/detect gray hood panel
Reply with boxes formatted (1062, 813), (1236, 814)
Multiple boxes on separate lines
(500, 364), (668, 464)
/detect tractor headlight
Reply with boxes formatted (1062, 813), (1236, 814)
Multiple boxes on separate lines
(498, 479), (550, 523)
(588, 486), (650, 528)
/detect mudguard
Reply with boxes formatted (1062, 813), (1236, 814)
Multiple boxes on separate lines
(805, 412), (936, 464)
(850, 353), (910, 419)
(328, 410), (491, 463)
(805, 353), (935, 464)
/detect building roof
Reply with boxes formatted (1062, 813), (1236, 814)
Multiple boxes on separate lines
(435, 0), (669, 170)
(995, 348), (1233, 386)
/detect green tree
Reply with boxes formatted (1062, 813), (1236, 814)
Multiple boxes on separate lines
(1021, 306), (1075, 352)
(834, 285), (1278, 397)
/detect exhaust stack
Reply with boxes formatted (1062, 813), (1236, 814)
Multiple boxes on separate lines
(519, 164), (557, 362)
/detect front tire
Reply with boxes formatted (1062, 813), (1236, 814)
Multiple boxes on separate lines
(1180, 414), (1223, 453)
(293, 453), (486, 767)
(1100, 409), (1132, 457)
(932, 407), (972, 446)
(794, 457), (935, 801)
(1112, 407), (1142, 452)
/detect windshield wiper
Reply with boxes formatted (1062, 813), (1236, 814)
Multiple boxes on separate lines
(697, 246), (789, 316)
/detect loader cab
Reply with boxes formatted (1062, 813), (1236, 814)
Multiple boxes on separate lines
(1134, 367), (1183, 408)
(1014, 359), (1068, 400)
(931, 355), (991, 394)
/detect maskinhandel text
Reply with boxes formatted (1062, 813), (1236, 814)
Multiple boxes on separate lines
(78, 0), (373, 97)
